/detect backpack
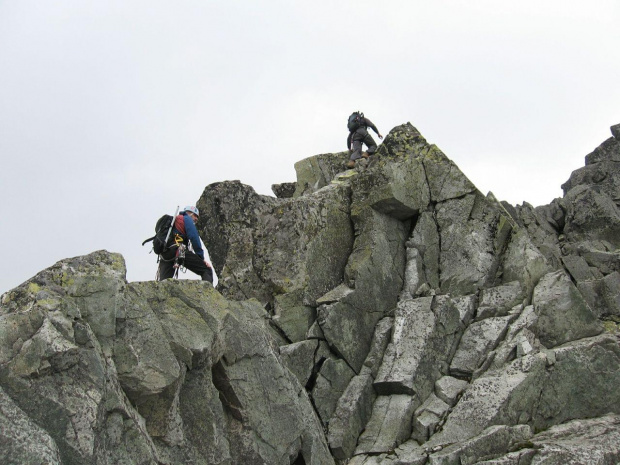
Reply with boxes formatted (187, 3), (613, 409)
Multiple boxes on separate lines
(142, 214), (174, 254)
(347, 111), (364, 131)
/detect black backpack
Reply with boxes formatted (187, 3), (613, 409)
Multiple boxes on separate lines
(142, 214), (174, 254)
(347, 111), (364, 131)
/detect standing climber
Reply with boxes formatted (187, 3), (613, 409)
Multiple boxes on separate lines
(157, 206), (214, 284)
(346, 111), (383, 168)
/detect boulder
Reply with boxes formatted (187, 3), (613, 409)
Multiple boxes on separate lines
(562, 254), (599, 282)
(293, 151), (350, 197)
(355, 395), (418, 455)
(431, 334), (620, 449)
(476, 281), (525, 319)
(435, 376), (469, 407)
(0, 251), (163, 464)
(280, 339), (319, 388)
(500, 228), (550, 301)
(527, 414), (620, 464)
(509, 202), (563, 270)
(531, 270), (602, 348)
(562, 185), (620, 249)
(272, 290), (316, 343)
(430, 353), (548, 446)
(532, 334), (620, 431)
(584, 135), (620, 165)
(436, 193), (514, 295)
(361, 317), (393, 378)
(327, 372), (376, 460)
(375, 296), (462, 399)
(411, 393), (450, 442)
(488, 305), (541, 370)
(197, 180), (354, 307)
(312, 357), (356, 426)
(271, 181), (296, 198)
(577, 271), (620, 318)
(428, 424), (532, 465)
(450, 315), (515, 378)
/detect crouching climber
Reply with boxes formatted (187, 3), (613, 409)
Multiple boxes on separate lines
(346, 111), (383, 168)
(157, 206), (214, 284)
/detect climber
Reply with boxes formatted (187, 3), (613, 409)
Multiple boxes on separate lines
(157, 206), (214, 284)
(346, 111), (383, 168)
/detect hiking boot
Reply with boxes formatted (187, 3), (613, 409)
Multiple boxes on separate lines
(361, 151), (370, 159)
(346, 160), (356, 168)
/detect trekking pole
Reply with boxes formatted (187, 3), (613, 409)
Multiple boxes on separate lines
(164, 206), (180, 247)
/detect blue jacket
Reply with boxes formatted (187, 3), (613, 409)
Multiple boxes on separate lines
(173, 213), (205, 260)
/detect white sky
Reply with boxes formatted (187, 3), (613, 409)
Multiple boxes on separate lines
(1, 1), (619, 293)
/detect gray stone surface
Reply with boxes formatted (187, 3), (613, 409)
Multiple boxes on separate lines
(532, 334), (620, 431)
(489, 305), (541, 369)
(388, 441), (429, 465)
(271, 181), (296, 198)
(531, 270), (603, 348)
(450, 315), (514, 378)
(375, 296), (462, 399)
(412, 393), (450, 442)
(510, 202), (563, 270)
(562, 254), (597, 282)
(312, 357), (356, 426)
(577, 271), (620, 318)
(293, 151), (350, 197)
(562, 185), (620, 249)
(0, 251), (335, 465)
(280, 339), (319, 388)
(328, 372), (376, 460)
(579, 246), (620, 274)
(481, 415), (620, 464)
(500, 228), (550, 300)
(197, 180), (354, 308)
(363, 153), (430, 220)
(452, 294), (477, 326)
(476, 281), (524, 319)
(428, 424), (532, 465)
(4, 122), (620, 464)
(0, 386), (62, 465)
(408, 211), (441, 292)
(436, 193), (515, 295)
(355, 395), (418, 455)
(318, 208), (407, 373)
(435, 376), (469, 406)
(431, 353), (548, 446)
(362, 316), (393, 378)
(528, 414), (620, 464)
(315, 283), (354, 305)
(272, 290), (316, 343)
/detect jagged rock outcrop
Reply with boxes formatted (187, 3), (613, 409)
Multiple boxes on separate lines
(2, 121), (620, 464)
(0, 252), (333, 464)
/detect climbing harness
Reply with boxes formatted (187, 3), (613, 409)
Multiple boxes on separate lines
(173, 234), (187, 278)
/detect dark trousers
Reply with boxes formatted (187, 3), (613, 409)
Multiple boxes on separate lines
(157, 248), (213, 283)
(350, 130), (378, 160)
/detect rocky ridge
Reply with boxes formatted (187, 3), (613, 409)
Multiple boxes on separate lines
(1, 122), (620, 464)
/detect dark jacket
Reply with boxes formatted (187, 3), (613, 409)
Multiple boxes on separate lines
(347, 117), (380, 147)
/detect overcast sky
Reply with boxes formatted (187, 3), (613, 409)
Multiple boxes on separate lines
(1, 1), (619, 294)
